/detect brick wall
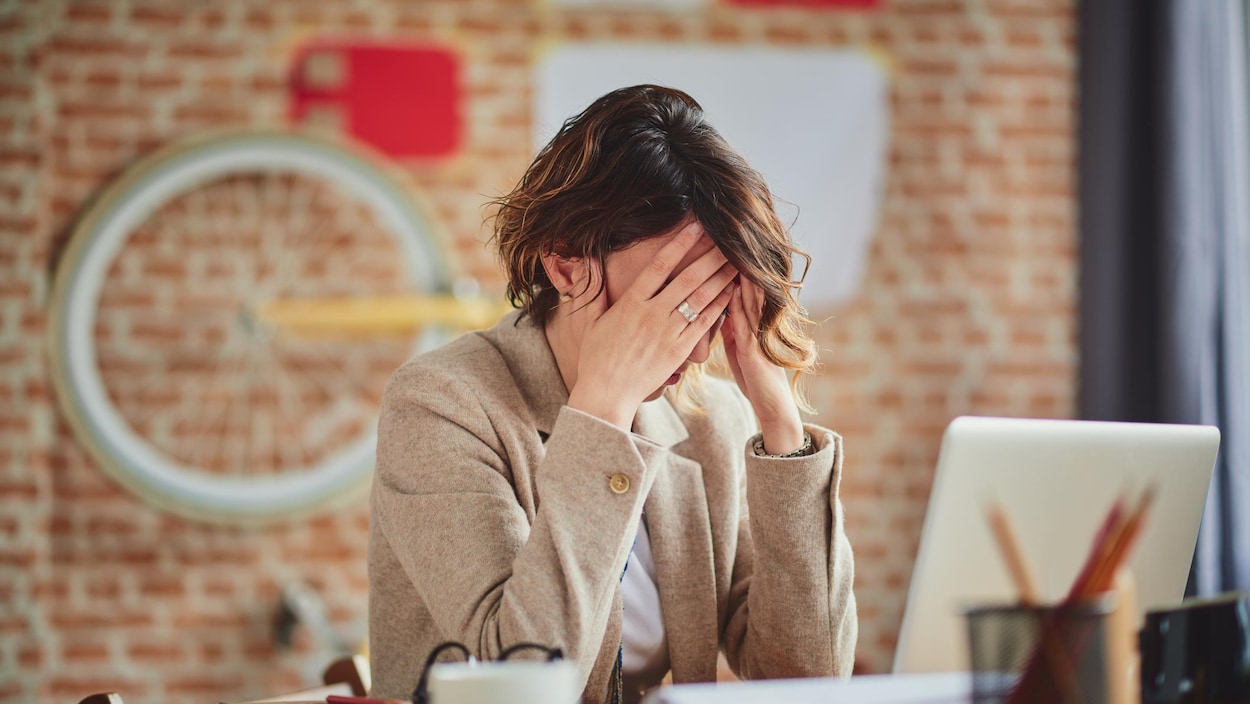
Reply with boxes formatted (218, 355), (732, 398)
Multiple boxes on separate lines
(0, 0), (1075, 700)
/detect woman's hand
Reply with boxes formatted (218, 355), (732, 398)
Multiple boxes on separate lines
(721, 278), (806, 455)
(565, 222), (736, 429)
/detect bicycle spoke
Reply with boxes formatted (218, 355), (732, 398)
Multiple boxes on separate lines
(185, 341), (249, 473)
(261, 341), (311, 473)
(235, 338), (262, 477)
(231, 175), (264, 290)
(284, 338), (377, 409)
(265, 216), (331, 303)
(258, 175), (332, 300)
(256, 169), (296, 294)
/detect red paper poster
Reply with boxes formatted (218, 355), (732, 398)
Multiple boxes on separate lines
(289, 41), (462, 159)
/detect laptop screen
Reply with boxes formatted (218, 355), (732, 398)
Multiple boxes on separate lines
(893, 416), (1219, 674)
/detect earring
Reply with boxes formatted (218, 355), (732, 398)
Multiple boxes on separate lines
(559, 291), (573, 303)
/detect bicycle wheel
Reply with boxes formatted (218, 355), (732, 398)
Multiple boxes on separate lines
(48, 129), (452, 525)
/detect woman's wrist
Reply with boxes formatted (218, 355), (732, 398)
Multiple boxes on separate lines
(758, 413), (805, 456)
(567, 385), (635, 431)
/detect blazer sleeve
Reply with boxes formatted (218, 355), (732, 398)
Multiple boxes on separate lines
(371, 365), (664, 693)
(719, 393), (858, 679)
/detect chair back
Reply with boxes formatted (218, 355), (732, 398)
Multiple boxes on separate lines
(322, 653), (371, 696)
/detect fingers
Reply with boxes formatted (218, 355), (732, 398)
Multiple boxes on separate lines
(670, 261), (736, 325)
(727, 279), (751, 341)
(678, 278), (735, 345)
(653, 243), (729, 310)
(627, 221), (708, 300)
(580, 260), (610, 319)
(740, 277), (763, 334)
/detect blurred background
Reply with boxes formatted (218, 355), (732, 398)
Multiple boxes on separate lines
(2, 0), (1246, 702)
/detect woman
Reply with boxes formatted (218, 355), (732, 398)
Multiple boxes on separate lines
(368, 85), (857, 703)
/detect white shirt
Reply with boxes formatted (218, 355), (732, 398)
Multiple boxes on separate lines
(621, 517), (670, 683)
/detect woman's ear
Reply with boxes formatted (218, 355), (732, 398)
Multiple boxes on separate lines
(540, 252), (590, 298)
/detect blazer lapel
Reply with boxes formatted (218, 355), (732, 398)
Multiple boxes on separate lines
(478, 310), (567, 437)
(635, 399), (720, 683)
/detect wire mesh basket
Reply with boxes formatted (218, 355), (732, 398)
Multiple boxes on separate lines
(965, 599), (1114, 704)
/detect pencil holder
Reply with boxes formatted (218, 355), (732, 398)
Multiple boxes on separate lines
(965, 598), (1115, 704)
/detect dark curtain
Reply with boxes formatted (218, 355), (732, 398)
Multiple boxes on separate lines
(1079, 0), (1250, 594)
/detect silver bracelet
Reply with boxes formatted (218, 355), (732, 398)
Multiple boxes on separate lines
(753, 431), (814, 458)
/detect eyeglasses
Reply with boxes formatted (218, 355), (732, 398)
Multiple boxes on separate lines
(412, 641), (566, 704)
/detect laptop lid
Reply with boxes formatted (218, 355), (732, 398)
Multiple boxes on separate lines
(892, 416), (1220, 674)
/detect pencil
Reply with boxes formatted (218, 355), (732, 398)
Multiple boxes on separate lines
(986, 502), (1041, 605)
(1085, 484), (1156, 595)
(1065, 493), (1128, 601)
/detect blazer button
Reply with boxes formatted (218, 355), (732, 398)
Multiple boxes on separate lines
(609, 473), (630, 494)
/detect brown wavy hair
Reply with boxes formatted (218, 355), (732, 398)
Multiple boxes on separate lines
(489, 84), (817, 407)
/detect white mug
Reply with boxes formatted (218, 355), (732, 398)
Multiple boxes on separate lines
(427, 659), (580, 704)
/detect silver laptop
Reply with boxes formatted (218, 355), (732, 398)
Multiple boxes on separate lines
(893, 416), (1220, 674)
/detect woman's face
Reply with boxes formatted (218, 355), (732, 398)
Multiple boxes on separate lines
(599, 220), (728, 402)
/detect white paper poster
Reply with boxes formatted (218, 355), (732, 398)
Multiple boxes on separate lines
(536, 44), (890, 308)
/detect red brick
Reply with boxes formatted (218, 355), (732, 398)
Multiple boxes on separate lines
(200, 8), (229, 30)
(249, 75), (284, 93)
(985, 0), (1074, 19)
(129, 642), (187, 665)
(171, 611), (249, 629)
(167, 41), (240, 61)
(62, 641), (110, 662)
(137, 71), (182, 91)
(1005, 26), (1046, 48)
(171, 103), (248, 124)
(131, 5), (185, 28)
(46, 676), (148, 698)
(58, 101), (148, 121)
(46, 36), (136, 57)
(395, 13), (433, 32)
(66, 4), (113, 24)
(48, 611), (154, 630)
(83, 68), (123, 90)
(894, 0), (967, 16)
(244, 9), (275, 30)
(139, 574), (186, 598)
(0, 479), (36, 501)
(656, 19), (688, 42)
(707, 20), (743, 43)
(340, 10), (374, 31)
(765, 24), (810, 44)
(984, 61), (1071, 80)
(0, 80), (32, 102)
(17, 642), (41, 668)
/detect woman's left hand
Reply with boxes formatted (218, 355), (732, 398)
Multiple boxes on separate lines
(721, 278), (806, 455)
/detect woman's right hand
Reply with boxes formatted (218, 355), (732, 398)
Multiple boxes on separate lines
(565, 221), (736, 429)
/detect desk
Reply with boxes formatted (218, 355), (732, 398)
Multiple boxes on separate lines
(642, 672), (970, 704)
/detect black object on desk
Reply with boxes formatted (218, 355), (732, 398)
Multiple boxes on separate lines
(1140, 591), (1250, 704)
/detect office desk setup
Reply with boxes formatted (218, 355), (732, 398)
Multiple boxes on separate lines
(84, 418), (1230, 704)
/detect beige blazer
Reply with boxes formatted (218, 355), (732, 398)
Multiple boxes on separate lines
(368, 311), (857, 703)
